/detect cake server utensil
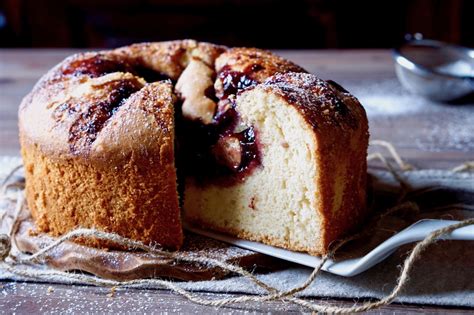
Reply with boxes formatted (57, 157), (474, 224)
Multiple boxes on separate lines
(186, 219), (474, 277)
(393, 35), (474, 102)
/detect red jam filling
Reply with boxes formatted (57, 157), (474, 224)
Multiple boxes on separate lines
(176, 69), (262, 185)
(219, 70), (257, 99)
(176, 103), (261, 186)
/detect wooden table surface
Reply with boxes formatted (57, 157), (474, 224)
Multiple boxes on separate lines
(1, 49), (473, 313)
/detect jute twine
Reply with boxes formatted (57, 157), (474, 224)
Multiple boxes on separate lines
(1, 140), (473, 313)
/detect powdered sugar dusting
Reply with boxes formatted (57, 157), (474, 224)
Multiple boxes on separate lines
(262, 72), (363, 129)
(353, 79), (428, 116)
(351, 78), (474, 152)
(415, 111), (474, 152)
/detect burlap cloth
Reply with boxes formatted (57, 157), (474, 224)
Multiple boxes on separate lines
(1, 155), (473, 307)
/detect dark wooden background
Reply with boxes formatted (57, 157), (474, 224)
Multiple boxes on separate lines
(1, 0), (472, 49)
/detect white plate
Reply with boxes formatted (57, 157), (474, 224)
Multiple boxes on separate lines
(185, 219), (474, 277)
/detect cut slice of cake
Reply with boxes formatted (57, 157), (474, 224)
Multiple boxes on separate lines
(183, 72), (369, 255)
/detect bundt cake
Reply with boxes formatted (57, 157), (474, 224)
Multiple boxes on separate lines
(19, 40), (369, 255)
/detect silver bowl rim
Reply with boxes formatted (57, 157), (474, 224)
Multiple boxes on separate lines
(392, 39), (474, 80)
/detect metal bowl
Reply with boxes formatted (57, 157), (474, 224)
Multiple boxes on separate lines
(393, 36), (474, 102)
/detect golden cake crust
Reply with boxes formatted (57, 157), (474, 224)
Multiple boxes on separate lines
(20, 40), (226, 158)
(215, 47), (306, 82)
(20, 81), (184, 249)
(214, 48), (306, 101)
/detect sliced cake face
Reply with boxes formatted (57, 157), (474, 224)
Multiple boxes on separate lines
(184, 87), (323, 253)
(177, 47), (369, 256)
(183, 73), (369, 255)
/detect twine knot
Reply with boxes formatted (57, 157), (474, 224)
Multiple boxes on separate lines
(0, 234), (11, 261)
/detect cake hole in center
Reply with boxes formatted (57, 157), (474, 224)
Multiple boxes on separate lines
(175, 69), (262, 186)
